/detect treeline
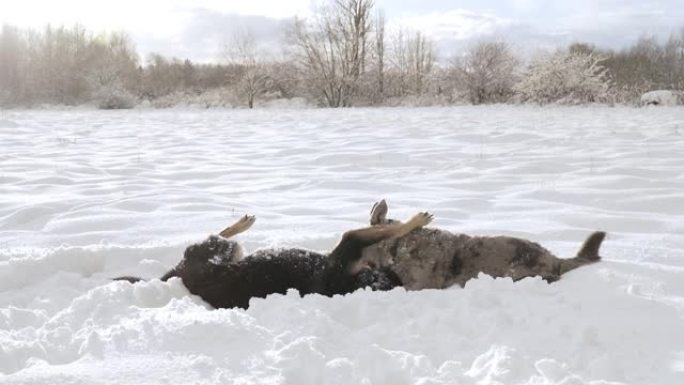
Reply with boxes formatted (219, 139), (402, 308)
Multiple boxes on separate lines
(0, 0), (683, 109)
(0, 24), (254, 108)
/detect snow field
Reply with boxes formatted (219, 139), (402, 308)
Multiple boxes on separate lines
(1, 106), (683, 384)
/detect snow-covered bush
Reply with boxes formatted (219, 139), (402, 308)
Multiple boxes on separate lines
(640, 90), (681, 106)
(95, 85), (136, 109)
(450, 41), (519, 105)
(516, 51), (610, 105)
(609, 84), (649, 106)
(261, 97), (311, 109)
(189, 89), (239, 108)
(149, 89), (239, 108)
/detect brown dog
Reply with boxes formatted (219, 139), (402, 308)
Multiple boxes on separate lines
(361, 200), (605, 289)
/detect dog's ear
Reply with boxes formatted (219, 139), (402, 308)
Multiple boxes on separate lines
(370, 199), (388, 225)
(576, 231), (606, 260)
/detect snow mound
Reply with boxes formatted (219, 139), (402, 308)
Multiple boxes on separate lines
(2, 268), (683, 384)
(640, 90), (680, 106)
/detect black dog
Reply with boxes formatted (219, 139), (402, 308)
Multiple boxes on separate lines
(115, 212), (432, 309)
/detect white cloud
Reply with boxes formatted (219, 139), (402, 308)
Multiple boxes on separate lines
(0, 0), (310, 61)
(391, 9), (516, 41)
(510, 0), (545, 12)
(0, 0), (310, 33)
(1, 1), (189, 36)
(1, 0), (682, 61)
(178, 0), (311, 19)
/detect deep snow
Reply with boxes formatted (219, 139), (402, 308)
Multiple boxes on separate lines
(1, 106), (683, 384)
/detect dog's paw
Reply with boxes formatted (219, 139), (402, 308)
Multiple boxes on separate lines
(409, 212), (433, 228)
(236, 214), (256, 229)
(219, 214), (256, 238)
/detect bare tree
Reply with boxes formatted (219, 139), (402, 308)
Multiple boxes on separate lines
(225, 30), (272, 108)
(337, 0), (373, 91)
(387, 28), (410, 96)
(375, 10), (385, 100)
(386, 29), (436, 98)
(663, 30), (684, 89)
(291, 0), (374, 107)
(451, 40), (519, 104)
(407, 31), (435, 95)
(601, 33), (684, 103)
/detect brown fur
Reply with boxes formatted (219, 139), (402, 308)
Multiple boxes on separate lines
(361, 200), (605, 289)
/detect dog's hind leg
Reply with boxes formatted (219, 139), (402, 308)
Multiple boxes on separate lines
(219, 214), (256, 239)
(329, 211), (433, 268)
(559, 231), (606, 275)
(318, 212), (432, 295)
(354, 211), (433, 244)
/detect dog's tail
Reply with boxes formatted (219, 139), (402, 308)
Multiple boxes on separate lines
(559, 231), (606, 275)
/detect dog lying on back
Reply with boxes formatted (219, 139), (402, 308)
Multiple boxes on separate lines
(361, 200), (605, 289)
(116, 211), (433, 309)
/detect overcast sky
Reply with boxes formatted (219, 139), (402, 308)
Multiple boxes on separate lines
(1, 0), (682, 62)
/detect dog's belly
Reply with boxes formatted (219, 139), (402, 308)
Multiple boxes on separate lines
(362, 228), (469, 290)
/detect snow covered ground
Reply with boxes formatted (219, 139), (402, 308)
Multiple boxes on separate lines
(1, 106), (683, 385)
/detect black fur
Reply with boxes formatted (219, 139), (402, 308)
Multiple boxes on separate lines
(115, 230), (404, 309)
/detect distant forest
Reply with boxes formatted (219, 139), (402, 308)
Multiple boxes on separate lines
(1, 0), (683, 109)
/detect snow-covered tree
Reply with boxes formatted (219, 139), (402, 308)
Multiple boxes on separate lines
(516, 50), (610, 104)
(87, 32), (140, 108)
(450, 40), (518, 104)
